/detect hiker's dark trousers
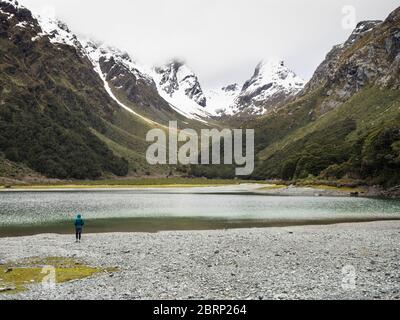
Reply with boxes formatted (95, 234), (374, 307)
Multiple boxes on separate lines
(76, 228), (82, 240)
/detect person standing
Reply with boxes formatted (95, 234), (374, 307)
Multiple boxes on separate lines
(74, 214), (85, 243)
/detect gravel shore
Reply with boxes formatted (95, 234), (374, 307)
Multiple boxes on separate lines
(1, 221), (400, 300)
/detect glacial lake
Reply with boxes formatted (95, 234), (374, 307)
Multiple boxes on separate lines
(0, 187), (400, 237)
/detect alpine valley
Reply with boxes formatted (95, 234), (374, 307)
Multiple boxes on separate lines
(1, 0), (399, 189)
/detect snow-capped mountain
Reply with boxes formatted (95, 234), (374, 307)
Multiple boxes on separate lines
(78, 39), (165, 124)
(232, 60), (306, 115)
(28, 5), (211, 122)
(18, 5), (162, 123)
(152, 60), (210, 121)
(155, 60), (305, 118)
(2, 0), (305, 121)
(1, 0), (78, 48)
(154, 60), (207, 107)
(12, 2), (186, 124)
(80, 39), (153, 86)
(204, 61), (305, 117)
(33, 13), (82, 48)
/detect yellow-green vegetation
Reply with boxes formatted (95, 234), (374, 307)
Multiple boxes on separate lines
(258, 184), (287, 191)
(258, 183), (362, 193)
(305, 185), (363, 193)
(294, 177), (365, 192)
(0, 257), (116, 295)
(1, 178), (266, 190)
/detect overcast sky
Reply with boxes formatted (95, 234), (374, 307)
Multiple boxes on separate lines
(19, 0), (399, 89)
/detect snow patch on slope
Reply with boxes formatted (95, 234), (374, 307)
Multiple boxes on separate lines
(33, 14), (81, 47)
(15, 20), (31, 28)
(204, 84), (242, 115)
(1, 0), (78, 47)
(98, 69), (158, 126)
(79, 39), (158, 125)
(80, 39), (153, 85)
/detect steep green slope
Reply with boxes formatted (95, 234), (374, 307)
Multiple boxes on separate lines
(249, 7), (400, 186)
(0, 4), (131, 179)
(0, 2), (221, 181)
(0, 3), (167, 180)
(253, 88), (400, 186)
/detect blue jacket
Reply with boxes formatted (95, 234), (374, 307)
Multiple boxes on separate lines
(74, 215), (84, 228)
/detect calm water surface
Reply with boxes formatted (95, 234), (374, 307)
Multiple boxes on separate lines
(0, 187), (399, 236)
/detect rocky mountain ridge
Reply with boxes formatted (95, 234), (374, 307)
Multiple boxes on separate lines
(247, 6), (400, 186)
(14, 0), (305, 122)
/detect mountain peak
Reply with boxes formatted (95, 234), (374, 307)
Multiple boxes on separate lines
(1, 0), (22, 9)
(346, 20), (382, 44)
(220, 60), (305, 116)
(256, 59), (285, 69)
(80, 38), (153, 87)
(34, 14), (81, 47)
(153, 60), (207, 111)
(244, 60), (303, 90)
(82, 39), (135, 65)
(167, 58), (186, 68)
(204, 60), (305, 117)
(384, 6), (400, 23)
(240, 60), (305, 102)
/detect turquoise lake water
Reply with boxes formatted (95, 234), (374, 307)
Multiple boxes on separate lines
(0, 188), (399, 236)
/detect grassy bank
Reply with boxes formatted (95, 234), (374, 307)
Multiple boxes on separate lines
(0, 177), (266, 190)
(0, 176), (374, 193)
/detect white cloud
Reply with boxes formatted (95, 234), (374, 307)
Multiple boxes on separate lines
(19, 0), (399, 89)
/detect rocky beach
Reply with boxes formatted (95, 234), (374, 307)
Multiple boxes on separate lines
(1, 221), (399, 300)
